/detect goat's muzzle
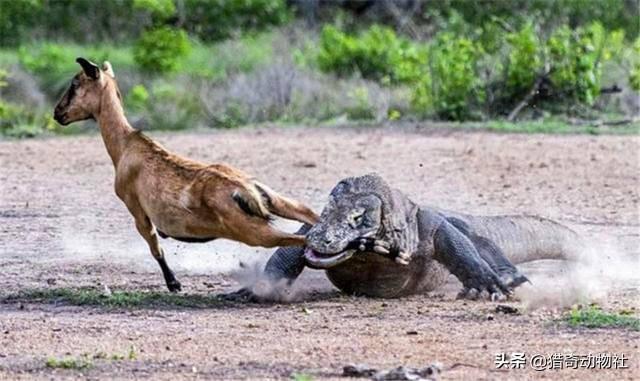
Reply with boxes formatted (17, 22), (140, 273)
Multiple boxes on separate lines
(53, 109), (68, 125)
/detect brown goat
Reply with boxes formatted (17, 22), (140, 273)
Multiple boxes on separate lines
(53, 58), (319, 292)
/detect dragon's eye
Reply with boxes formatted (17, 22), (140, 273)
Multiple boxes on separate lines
(349, 209), (366, 228)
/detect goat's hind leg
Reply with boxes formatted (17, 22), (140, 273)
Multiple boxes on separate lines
(128, 202), (181, 292)
(255, 182), (319, 225)
(237, 219), (308, 248)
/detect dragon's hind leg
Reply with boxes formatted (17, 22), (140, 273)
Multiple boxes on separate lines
(447, 217), (529, 289)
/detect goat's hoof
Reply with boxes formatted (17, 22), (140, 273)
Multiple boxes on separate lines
(167, 280), (182, 293)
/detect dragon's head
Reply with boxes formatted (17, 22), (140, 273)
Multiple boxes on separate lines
(304, 174), (419, 269)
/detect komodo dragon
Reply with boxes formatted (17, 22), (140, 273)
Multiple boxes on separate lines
(231, 173), (580, 300)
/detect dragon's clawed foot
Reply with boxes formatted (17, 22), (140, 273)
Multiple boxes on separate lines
(456, 268), (513, 301)
(456, 287), (509, 301)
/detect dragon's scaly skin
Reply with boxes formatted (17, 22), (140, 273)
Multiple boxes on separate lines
(260, 174), (580, 298)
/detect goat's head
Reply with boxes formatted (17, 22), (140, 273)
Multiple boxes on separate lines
(53, 57), (117, 125)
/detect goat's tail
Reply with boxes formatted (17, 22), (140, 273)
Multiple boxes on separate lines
(232, 183), (271, 220)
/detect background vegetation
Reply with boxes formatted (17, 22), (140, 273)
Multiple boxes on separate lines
(0, 0), (638, 137)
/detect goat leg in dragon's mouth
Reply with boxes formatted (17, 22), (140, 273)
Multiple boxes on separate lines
(303, 237), (395, 269)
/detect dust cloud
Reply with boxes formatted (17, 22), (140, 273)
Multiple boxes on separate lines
(228, 259), (335, 302)
(57, 214), (334, 299)
(56, 207), (638, 308)
(516, 234), (640, 310)
(56, 216), (280, 274)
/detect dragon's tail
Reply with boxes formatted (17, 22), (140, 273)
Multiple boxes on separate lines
(464, 215), (582, 265)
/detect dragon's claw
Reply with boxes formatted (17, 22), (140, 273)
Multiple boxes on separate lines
(457, 287), (480, 300)
(456, 277), (512, 302)
(394, 251), (411, 265)
(358, 238), (392, 255)
(373, 245), (390, 255)
(490, 291), (507, 302)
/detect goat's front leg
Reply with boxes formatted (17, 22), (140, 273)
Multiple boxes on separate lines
(131, 211), (182, 292)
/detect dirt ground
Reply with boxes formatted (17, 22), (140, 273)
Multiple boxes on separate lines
(0, 125), (639, 380)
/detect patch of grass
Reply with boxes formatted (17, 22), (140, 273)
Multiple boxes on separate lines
(292, 374), (314, 381)
(45, 356), (92, 370)
(127, 345), (138, 360)
(487, 120), (575, 133)
(89, 346), (137, 361)
(3, 288), (226, 309)
(485, 119), (640, 134)
(565, 305), (640, 331)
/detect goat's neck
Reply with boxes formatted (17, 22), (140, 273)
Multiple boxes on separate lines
(96, 84), (133, 167)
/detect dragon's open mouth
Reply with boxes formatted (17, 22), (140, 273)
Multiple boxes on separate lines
(304, 247), (357, 269)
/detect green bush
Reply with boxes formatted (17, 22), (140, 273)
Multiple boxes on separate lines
(133, 0), (175, 21)
(0, 68), (8, 88)
(183, 0), (290, 41)
(207, 101), (249, 129)
(0, 0), (291, 46)
(18, 43), (76, 97)
(506, 23), (543, 96)
(484, 20), (626, 113)
(546, 22), (617, 105)
(317, 25), (426, 85)
(630, 37), (640, 92)
(135, 82), (202, 130)
(317, 25), (392, 81)
(125, 84), (150, 111)
(133, 26), (192, 74)
(416, 0), (638, 41)
(318, 25), (488, 120)
(420, 33), (484, 120)
(0, 0), (42, 46)
(0, 101), (55, 138)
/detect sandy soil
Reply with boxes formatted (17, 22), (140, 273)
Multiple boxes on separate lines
(0, 125), (639, 380)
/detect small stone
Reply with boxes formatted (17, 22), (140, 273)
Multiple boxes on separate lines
(495, 305), (519, 314)
(294, 160), (317, 168)
(486, 314), (494, 321)
(343, 364), (377, 377)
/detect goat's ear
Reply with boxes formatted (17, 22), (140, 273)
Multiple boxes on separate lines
(102, 61), (115, 78)
(76, 57), (100, 80)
